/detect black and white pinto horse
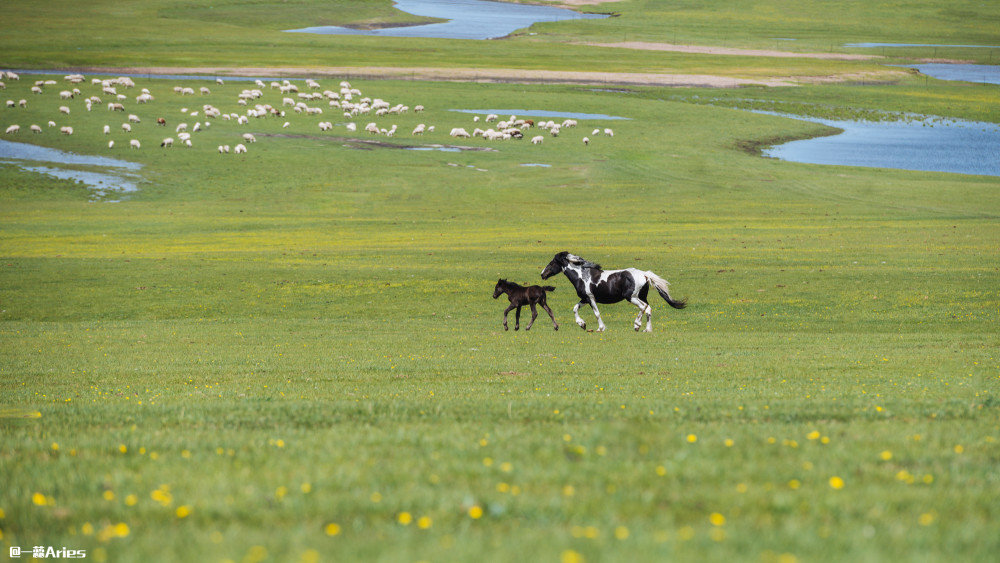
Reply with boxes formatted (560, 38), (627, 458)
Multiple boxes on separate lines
(541, 251), (687, 332)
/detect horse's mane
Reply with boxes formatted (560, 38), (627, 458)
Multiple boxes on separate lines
(568, 254), (602, 270)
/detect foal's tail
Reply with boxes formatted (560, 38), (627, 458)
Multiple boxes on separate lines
(645, 272), (687, 309)
(542, 286), (556, 292)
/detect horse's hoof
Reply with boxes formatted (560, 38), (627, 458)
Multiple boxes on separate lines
(554, 326), (559, 331)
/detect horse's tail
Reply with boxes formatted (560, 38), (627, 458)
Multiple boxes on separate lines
(542, 286), (556, 292)
(645, 271), (687, 309)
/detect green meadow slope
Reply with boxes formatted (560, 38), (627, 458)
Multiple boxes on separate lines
(1, 1), (998, 562)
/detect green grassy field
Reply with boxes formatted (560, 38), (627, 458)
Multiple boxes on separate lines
(2, 1), (999, 562)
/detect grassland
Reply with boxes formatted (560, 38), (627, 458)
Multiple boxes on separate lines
(2, 0), (999, 562)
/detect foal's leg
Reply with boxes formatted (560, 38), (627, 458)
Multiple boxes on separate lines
(541, 301), (559, 330)
(514, 305), (522, 330)
(503, 303), (516, 331)
(525, 303), (539, 330)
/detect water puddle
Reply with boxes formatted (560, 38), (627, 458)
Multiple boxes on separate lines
(0, 139), (142, 201)
(759, 113), (1000, 177)
(451, 109), (629, 120)
(285, 0), (608, 40)
(406, 146), (463, 152)
(897, 63), (1000, 85)
(845, 42), (1000, 49)
(520, 163), (551, 168)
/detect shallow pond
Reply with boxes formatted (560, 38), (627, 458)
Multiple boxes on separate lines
(845, 42), (1000, 49)
(0, 139), (142, 200)
(284, 0), (608, 40)
(899, 63), (1000, 85)
(761, 113), (1000, 177)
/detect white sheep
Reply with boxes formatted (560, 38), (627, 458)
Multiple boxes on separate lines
(59, 90), (74, 100)
(604, 128), (614, 137)
(108, 140), (114, 149)
(161, 137), (174, 147)
(30, 124), (42, 133)
(346, 122), (357, 132)
(583, 137), (589, 145)
(450, 127), (471, 138)
(592, 128), (601, 136)
(562, 119), (578, 128)
(234, 143), (247, 154)
(103, 125), (111, 135)
(128, 114), (141, 123)
(5, 124), (20, 134)
(59, 106), (70, 115)
(175, 123), (188, 133)
(531, 135), (544, 145)
(60, 126), (73, 135)
(121, 123), (132, 133)
(129, 139), (140, 149)
(242, 133), (256, 143)
(200, 87), (211, 95)
(412, 123), (426, 135)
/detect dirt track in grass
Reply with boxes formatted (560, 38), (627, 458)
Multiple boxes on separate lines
(75, 65), (909, 88)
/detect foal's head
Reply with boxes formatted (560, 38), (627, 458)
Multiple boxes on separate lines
(493, 279), (508, 299)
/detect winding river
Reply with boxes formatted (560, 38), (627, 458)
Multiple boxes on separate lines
(284, 0), (608, 40)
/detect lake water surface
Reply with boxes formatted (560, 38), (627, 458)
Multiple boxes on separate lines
(285, 0), (608, 40)
(761, 114), (1000, 177)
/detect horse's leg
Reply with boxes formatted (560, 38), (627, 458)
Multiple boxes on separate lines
(514, 305), (522, 330)
(573, 301), (588, 330)
(630, 297), (652, 332)
(525, 303), (538, 330)
(588, 296), (606, 332)
(503, 303), (516, 331)
(541, 302), (559, 330)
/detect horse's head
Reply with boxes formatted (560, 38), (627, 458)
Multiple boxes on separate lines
(542, 251), (600, 279)
(540, 252), (570, 280)
(493, 279), (506, 299)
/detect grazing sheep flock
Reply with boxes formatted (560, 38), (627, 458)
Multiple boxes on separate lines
(2, 70), (614, 160)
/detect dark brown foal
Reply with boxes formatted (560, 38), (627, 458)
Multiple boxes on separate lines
(493, 279), (559, 331)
